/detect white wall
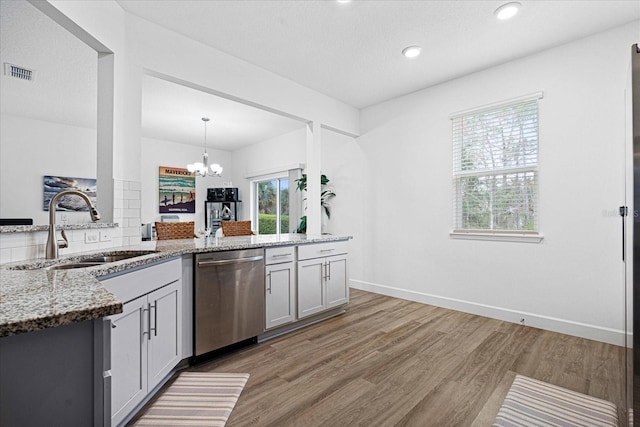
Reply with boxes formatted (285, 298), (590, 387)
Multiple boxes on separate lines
(348, 22), (639, 345)
(45, 0), (359, 240)
(140, 136), (231, 231)
(0, 114), (96, 224)
(231, 128), (306, 222)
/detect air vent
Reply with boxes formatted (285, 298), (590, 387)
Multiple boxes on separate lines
(4, 63), (36, 82)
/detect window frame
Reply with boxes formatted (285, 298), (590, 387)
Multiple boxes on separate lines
(450, 92), (544, 243)
(252, 172), (290, 235)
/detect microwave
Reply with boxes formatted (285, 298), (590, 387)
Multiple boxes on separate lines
(225, 187), (239, 201)
(207, 188), (226, 202)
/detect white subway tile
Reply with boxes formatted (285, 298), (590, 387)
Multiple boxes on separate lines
(0, 233), (26, 249)
(11, 245), (40, 262)
(123, 190), (139, 200)
(127, 199), (141, 209)
(26, 231), (47, 246)
(128, 181), (141, 191)
(123, 208), (140, 219)
(114, 198), (124, 209)
(31, 244), (45, 259)
(1, 247), (11, 264)
(122, 227), (140, 237)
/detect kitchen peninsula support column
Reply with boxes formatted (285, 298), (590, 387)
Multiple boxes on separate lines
(306, 121), (322, 235)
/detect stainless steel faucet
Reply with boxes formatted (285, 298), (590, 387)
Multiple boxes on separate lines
(46, 189), (101, 259)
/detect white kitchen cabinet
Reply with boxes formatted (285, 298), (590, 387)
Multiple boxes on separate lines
(147, 282), (181, 389)
(297, 241), (349, 319)
(109, 295), (147, 425)
(101, 258), (182, 427)
(265, 246), (296, 330)
(298, 257), (327, 317)
(325, 254), (349, 309)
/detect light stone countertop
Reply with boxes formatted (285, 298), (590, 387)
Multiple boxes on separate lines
(0, 222), (119, 233)
(0, 234), (351, 337)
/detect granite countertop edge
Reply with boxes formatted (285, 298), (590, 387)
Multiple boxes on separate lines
(0, 234), (351, 337)
(0, 223), (119, 233)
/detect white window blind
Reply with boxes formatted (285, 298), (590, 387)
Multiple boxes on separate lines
(452, 93), (541, 234)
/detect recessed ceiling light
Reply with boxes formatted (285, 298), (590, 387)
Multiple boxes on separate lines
(336, 0), (351, 3)
(494, 2), (521, 20)
(402, 45), (422, 58)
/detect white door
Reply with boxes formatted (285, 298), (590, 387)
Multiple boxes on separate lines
(297, 258), (326, 318)
(326, 254), (349, 309)
(147, 282), (181, 390)
(110, 296), (148, 427)
(266, 262), (296, 329)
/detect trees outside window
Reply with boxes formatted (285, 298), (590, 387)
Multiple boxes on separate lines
(452, 95), (540, 233)
(256, 178), (289, 234)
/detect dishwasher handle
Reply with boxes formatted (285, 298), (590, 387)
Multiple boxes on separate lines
(197, 255), (264, 267)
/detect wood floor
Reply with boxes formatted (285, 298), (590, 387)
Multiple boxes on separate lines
(188, 289), (625, 426)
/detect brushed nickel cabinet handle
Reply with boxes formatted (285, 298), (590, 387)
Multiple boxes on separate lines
(142, 306), (150, 339)
(150, 301), (157, 337)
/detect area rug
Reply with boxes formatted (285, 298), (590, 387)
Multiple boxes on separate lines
(493, 374), (618, 427)
(132, 372), (250, 426)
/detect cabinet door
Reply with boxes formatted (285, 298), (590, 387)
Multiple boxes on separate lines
(326, 254), (349, 309)
(147, 281), (181, 390)
(110, 296), (148, 427)
(297, 258), (326, 319)
(265, 262), (296, 329)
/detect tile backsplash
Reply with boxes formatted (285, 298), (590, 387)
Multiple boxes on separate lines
(0, 227), (122, 264)
(0, 179), (142, 264)
(114, 179), (141, 247)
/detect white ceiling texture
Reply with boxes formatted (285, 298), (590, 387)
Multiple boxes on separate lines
(2, 0), (639, 149)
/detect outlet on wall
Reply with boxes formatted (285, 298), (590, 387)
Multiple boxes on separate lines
(100, 230), (111, 242)
(85, 231), (99, 244)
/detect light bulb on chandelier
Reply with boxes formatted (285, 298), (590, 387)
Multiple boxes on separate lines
(187, 117), (223, 177)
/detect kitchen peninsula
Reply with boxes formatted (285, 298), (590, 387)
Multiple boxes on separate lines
(0, 233), (350, 426)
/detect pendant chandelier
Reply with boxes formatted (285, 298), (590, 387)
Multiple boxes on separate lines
(187, 117), (223, 177)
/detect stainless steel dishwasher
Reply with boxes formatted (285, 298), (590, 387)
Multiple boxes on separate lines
(194, 248), (265, 356)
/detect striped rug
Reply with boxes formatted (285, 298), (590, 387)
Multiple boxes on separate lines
(132, 372), (250, 426)
(493, 375), (618, 427)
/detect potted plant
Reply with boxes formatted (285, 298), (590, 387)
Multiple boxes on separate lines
(295, 173), (336, 233)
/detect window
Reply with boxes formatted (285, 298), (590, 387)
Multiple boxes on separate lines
(255, 177), (289, 235)
(451, 93), (542, 238)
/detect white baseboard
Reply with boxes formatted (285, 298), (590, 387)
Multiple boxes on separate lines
(349, 279), (627, 346)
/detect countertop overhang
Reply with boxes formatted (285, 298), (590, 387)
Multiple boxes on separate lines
(0, 234), (351, 337)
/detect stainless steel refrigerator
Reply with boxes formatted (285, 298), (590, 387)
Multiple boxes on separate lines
(631, 42), (640, 426)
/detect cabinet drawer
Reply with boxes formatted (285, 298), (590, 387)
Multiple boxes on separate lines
(265, 246), (296, 265)
(297, 241), (348, 261)
(101, 257), (181, 303)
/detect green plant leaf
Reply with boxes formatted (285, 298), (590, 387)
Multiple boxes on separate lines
(295, 215), (307, 233)
(295, 174), (335, 229)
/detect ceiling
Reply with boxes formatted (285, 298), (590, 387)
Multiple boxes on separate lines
(142, 76), (304, 149)
(2, 0), (639, 150)
(0, 0), (97, 129)
(118, 0), (640, 109)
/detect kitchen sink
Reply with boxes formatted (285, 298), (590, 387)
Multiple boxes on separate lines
(45, 262), (105, 270)
(8, 250), (159, 271)
(78, 251), (158, 263)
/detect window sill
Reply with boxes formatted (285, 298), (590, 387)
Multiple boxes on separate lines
(449, 231), (543, 243)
